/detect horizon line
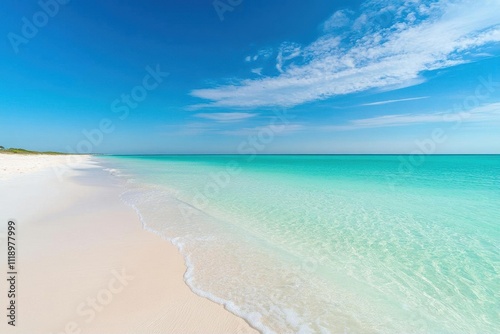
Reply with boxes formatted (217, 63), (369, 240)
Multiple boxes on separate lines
(92, 153), (500, 156)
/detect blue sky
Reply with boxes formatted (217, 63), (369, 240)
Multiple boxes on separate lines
(0, 0), (499, 154)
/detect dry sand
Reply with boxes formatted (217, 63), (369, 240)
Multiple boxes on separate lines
(0, 154), (88, 180)
(0, 155), (257, 334)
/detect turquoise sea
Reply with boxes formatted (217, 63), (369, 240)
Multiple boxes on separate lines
(98, 155), (500, 333)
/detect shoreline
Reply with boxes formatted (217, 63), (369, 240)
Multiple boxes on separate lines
(0, 155), (257, 333)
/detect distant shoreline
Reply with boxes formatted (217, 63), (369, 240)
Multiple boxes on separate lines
(0, 148), (67, 155)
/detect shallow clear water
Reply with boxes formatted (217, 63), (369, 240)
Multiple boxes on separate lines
(98, 155), (500, 333)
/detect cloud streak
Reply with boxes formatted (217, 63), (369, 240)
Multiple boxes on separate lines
(194, 112), (257, 122)
(360, 96), (430, 106)
(190, 0), (500, 109)
(325, 102), (500, 130)
(218, 124), (304, 136)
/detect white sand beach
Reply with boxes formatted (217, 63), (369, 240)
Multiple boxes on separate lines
(0, 155), (257, 334)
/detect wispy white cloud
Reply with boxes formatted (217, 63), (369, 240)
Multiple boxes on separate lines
(360, 96), (429, 106)
(191, 0), (500, 109)
(219, 124), (304, 136)
(245, 48), (274, 63)
(251, 68), (263, 76)
(161, 122), (213, 136)
(276, 42), (302, 73)
(325, 102), (500, 130)
(161, 117), (302, 137)
(323, 9), (354, 31)
(194, 112), (257, 122)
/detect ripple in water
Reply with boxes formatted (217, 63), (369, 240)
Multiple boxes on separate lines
(100, 155), (500, 333)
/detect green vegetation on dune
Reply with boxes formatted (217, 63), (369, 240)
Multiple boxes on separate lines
(0, 147), (66, 155)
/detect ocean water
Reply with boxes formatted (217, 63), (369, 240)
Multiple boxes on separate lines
(98, 155), (500, 333)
